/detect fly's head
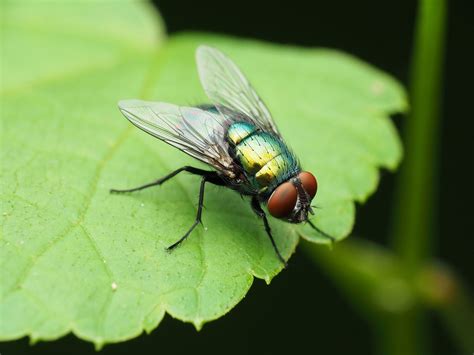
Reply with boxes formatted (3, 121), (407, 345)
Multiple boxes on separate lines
(267, 171), (318, 224)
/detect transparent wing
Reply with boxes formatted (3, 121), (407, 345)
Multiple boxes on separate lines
(118, 99), (235, 173)
(196, 45), (281, 137)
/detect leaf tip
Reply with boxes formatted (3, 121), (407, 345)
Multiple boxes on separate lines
(143, 305), (165, 334)
(193, 319), (205, 331)
(94, 338), (105, 351)
(28, 334), (39, 346)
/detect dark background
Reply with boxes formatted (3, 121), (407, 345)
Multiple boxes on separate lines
(3, 0), (473, 354)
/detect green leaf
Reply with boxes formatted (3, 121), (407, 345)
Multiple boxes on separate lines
(0, 1), (407, 347)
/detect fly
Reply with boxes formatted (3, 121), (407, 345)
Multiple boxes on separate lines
(111, 46), (334, 266)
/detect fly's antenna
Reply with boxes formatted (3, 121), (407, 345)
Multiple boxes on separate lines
(307, 220), (336, 245)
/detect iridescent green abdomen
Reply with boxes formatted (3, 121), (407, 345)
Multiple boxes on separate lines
(227, 122), (300, 195)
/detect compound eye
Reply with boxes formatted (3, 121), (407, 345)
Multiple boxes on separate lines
(267, 182), (298, 218)
(298, 171), (317, 198)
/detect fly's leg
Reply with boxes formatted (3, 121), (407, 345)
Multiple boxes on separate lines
(166, 174), (210, 251)
(307, 219), (336, 244)
(251, 196), (288, 267)
(110, 166), (212, 193)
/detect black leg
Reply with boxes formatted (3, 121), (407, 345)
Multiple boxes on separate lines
(110, 166), (212, 193)
(251, 196), (288, 267)
(166, 175), (209, 251)
(307, 220), (336, 244)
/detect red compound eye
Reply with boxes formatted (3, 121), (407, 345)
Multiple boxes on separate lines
(298, 171), (317, 198)
(267, 182), (298, 218)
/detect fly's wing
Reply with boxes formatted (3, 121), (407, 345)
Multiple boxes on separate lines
(118, 99), (235, 174)
(196, 45), (281, 137)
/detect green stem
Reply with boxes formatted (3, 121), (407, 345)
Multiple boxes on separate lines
(376, 311), (428, 355)
(388, 0), (446, 353)
(391, 0), (446, 272)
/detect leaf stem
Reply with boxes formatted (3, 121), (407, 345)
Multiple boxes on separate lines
(391, 0), (446, 273)
(389, 0), (446, 353)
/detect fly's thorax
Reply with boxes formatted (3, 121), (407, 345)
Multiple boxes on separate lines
(226, 122), (300, 195)
(227, 121), (256, 145)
